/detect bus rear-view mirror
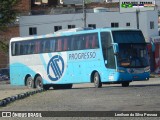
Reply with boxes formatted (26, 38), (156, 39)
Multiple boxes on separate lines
(112, 43), (119, 55)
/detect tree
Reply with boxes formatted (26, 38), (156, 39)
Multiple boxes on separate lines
(0, 0), (21, 54)
(0, 0), (20, 29)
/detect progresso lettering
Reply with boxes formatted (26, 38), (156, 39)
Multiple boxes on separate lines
(69, 52), (96, 60)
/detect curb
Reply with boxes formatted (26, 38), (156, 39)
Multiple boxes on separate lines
(0, 89), (45, 107)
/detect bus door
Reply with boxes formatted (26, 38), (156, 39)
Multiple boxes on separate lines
(100, 32), (116, 82)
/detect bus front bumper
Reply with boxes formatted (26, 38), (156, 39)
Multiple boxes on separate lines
(115, 72), (150, 82)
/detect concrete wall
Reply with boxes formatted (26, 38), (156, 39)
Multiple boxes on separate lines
(20, 10), (158, 42)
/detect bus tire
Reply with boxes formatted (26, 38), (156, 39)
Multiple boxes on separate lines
(26, 77), (33, 89)
(122, 82), (129, 87)
(94, 72), (102, 88)
(35, 76), (43, 89)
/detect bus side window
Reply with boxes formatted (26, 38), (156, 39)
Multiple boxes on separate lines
(40, 40), (50, 53)
(57, 39), (62, 51)
(44, 40), (50, 52)
(89, 35), (94, 49)
(27, 42), (31, 54)
(50, 39), (56, 52)
(77, 38), (81, 50)
(35, 41), (40, 54)
(28, 41), (35, 54)
(31, 42), (35, 54)
(20, 43), (24, 55)
(77, 35), (85, 50)
(40, 41), (45, 53)
(12, 42), (20, 56)
(15, 42), (21, 55)
(70, 37), (75, 50)
(11, 43), (16, 56)
(67, 36), (73, 51)
(63, 38), (68, 51)
(85, 36), (90, 49)
(91, 34), (98, 49)
(92, 35), (96, 48)
(23, 42), (28, 55)
(21, 42), (28, 55)
(89, 36), (93, 49)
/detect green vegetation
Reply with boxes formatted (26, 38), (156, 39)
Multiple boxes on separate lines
(0, 0), (20, 28)
(0, 0), (20, 54)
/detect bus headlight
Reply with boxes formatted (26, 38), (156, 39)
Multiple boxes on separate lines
(144, 66), (150, 72)
(116, 69), (125, 73)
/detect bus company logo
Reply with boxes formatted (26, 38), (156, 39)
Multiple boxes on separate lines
(47, 55), (65, 81)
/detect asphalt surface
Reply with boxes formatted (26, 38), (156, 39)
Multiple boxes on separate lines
(1, 79), (160, 111)
(0, 78), (160, 119)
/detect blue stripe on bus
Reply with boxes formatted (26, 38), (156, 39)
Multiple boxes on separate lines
(48, 53), (52, 58)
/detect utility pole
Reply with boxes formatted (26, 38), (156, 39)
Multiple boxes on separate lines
(83, 0), (86, 28)
(136, 8), (140, 29)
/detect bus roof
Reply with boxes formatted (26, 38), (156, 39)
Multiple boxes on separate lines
(10, 27), (140, 42)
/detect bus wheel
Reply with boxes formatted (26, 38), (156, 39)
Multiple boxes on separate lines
(35, 76), (43, 89)
(122, 82), (129, 87)
(26, 77), (33, 89)
(94, 72), (102, 88)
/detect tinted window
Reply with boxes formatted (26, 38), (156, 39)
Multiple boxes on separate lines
(11, 33), (99, 56)
(112, 30), (145, 43)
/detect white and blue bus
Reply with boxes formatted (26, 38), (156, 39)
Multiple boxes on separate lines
(9, 28), (150, 89)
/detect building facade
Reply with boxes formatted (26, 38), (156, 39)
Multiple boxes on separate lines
(20, 10), (158, 43)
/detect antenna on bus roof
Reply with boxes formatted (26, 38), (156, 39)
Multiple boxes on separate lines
(55, 27), (94, 33)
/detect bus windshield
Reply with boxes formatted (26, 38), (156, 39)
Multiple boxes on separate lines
(112, 30), (145, 43)
(117, 43), (149, 68)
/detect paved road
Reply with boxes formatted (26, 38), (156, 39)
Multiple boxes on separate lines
(0, 78), (160, 119)
(0, 78), (159, 111)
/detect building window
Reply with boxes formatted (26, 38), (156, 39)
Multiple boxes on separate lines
(111, 23), (119, 28)
(126, 22), (130, 27)
(29, 27), (37, 35)
(54, 26), (62, 32)
(88, 24), (96, 29)
(150, 21), (154, 29)
(68, 25), (76, 29)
